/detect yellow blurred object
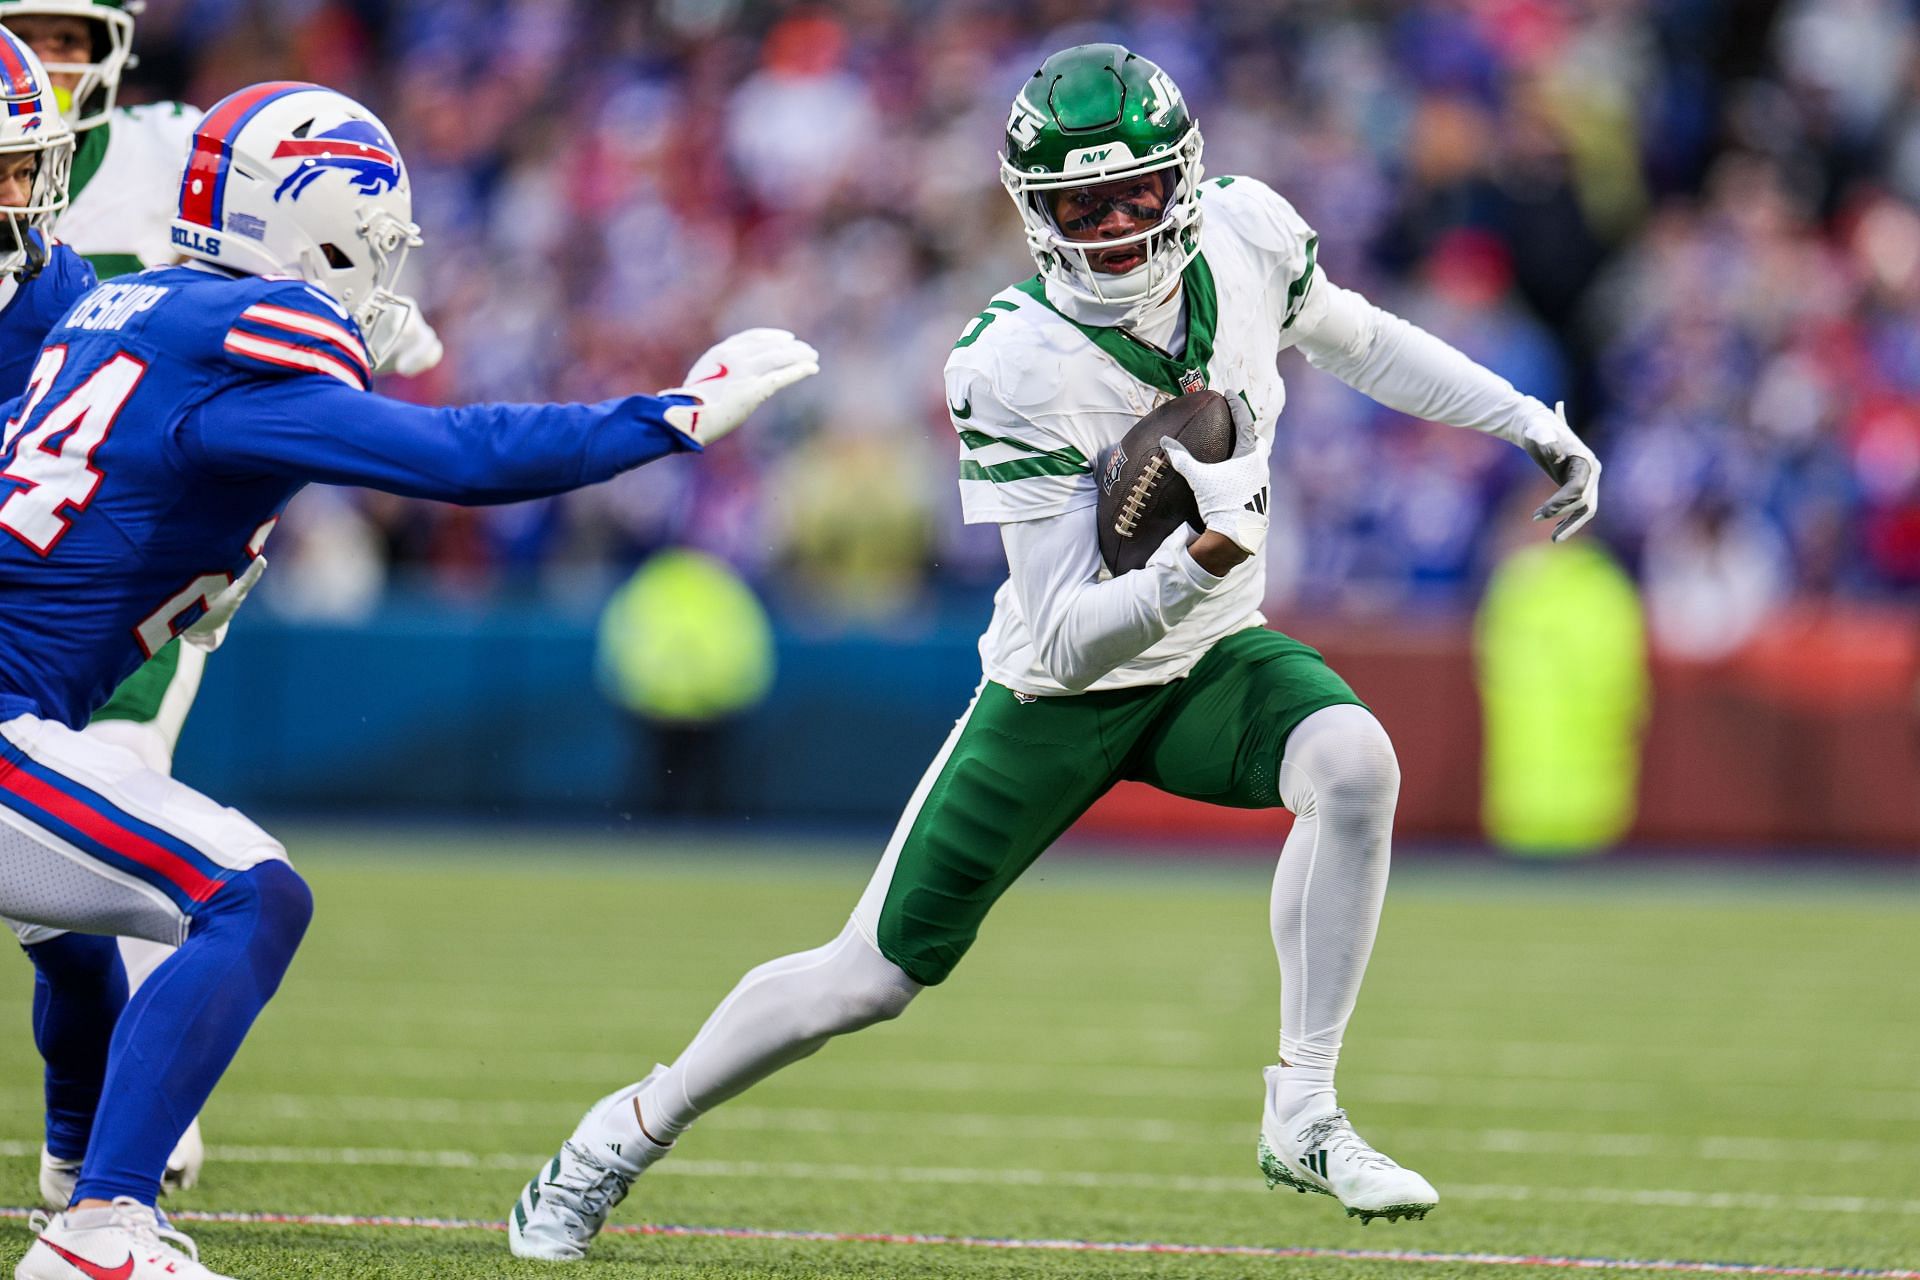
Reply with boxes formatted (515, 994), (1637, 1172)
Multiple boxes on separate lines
(1475, 540), (1649, 855)
(596, 549), (775, 724)
(52, 86), (72, 115)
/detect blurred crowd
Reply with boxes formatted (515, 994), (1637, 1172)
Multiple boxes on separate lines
(129, 0), (1920, 649)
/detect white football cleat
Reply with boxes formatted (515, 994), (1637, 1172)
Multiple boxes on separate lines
(16, 1197), (232, 1280)
(39, 1119), (206, 1209)
(1257, 1068), (1437, 1223)
(508, 1067), (673, 1261)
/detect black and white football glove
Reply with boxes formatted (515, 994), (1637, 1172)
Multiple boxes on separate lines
(1160, 391), (1271, 556)
(1519, 401), (1601, 541)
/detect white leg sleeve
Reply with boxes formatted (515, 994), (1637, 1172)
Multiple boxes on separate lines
(1271, 703), (1400, 1075)
(643, 921), (921, 1139)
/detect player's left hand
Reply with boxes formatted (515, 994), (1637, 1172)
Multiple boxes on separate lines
(380, 299), (445, 378)
(1520, 401), (1600, 542)
(1160, 391), (1272, 557)
(658, 328), (820, 446)
(182, 556), (266, 653)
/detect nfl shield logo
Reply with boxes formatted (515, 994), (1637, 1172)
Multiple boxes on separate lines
(1179, 367), (1206, 394)
(1101, 444), (1129, 495)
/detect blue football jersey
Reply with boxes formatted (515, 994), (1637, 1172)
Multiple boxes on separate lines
(0, 263), (700, 729)
(0, 239), (96, 396)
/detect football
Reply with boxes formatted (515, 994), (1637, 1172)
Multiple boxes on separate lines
(1095, 390), (1236, 574)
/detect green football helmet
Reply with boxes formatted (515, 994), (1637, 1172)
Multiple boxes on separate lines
(999, 43), (1204, 312)
(0, 0), (137, 132)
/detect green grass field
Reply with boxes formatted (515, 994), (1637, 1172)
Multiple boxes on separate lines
(2, 831), (1916, 1278)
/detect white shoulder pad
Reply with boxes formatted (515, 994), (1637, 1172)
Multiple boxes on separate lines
(1200, 175), (1319, 327)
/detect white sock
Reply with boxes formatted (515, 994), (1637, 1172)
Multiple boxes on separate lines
(1268, 1061), (1338, 1126)
(586, 1078), (674, 1174)
(1270, 704), (1399, 1119)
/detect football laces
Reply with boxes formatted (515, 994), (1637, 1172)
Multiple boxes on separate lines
(1113, 451), (1168, 539)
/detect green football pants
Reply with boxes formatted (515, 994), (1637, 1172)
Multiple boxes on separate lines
(852, 626), (1364, 986)
(88, 639), (206, 763)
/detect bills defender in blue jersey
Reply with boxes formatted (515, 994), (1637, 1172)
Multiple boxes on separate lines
(3, 81), (817, 1280)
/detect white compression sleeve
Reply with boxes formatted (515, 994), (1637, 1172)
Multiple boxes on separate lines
(1290, 277), (1559, 448)
(641, 922), (922, 1140)
(1001, 503), (1231, 692)
(1271, 704), (1400, 1093)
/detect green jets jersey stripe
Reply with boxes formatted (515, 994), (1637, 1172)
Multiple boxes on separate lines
(1282, 235), (1318, 329)
(69, 124), (108, 202)
(960, 454), (1087, 483)
(1014, 251), (1219, 398)
(958, 427), (1088, 469)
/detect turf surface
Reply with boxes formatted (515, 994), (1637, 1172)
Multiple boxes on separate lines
(2, 831), (1916, 1278)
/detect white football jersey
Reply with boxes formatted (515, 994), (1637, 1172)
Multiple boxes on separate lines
(58, 102), (202, 277)
(944, 174), (1319, 694)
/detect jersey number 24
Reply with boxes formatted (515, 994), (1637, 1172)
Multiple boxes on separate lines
(0, 346), (147, 556)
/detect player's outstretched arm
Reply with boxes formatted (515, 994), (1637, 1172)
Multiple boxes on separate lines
(656, 328), (820, 446)
(1290, 276), (1601, 541)
(1002, 503), (1230, 692)
(179, 330), (817, 503)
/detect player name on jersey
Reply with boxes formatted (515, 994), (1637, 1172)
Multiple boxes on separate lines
(67, 281), (166, 331)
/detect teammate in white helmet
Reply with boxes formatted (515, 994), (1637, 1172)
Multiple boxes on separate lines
(3, 80), (816, 1280)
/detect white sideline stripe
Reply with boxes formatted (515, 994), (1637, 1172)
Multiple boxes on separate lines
(3, 1207), (1914, 1280)
(2, 1140), (1912, 1216)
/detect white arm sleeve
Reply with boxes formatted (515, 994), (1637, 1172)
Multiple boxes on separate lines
(1289, 276), (1559, 448)
(1001, 505), (1232, 693)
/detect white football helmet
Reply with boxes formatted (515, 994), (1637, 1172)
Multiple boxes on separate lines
(0, 27), (72, 279)
(170, 81), (421, 366)
(0, 0), (137, 132)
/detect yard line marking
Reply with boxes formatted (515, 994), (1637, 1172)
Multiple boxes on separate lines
(0, 1206), (1912, 1278)
(2, 1141), (1911, 1216)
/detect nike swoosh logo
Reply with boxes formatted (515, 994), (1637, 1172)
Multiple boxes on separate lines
(949, 398), (972, 419)
(40, 1240), (135, 1280)
(693, 363), (729, 384)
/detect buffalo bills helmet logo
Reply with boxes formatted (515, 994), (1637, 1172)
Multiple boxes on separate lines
(271, 120), (401, 202)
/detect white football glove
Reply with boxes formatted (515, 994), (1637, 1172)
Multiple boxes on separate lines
(1518, 400), (1601, 541)
(378, 298), (445, 378)
(658, 328), (820, 447)
(1160, 391), (1272, 556)
(181, 556), (266, 653)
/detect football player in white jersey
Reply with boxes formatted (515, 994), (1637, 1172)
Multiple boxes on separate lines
(509, 43), (1601, 1260)
(0, 0), (444, 1209)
